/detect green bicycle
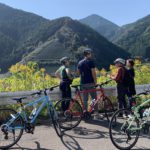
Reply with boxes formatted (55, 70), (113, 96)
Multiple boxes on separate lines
(109, 90), (150, 150)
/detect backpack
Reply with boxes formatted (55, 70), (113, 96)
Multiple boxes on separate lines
(122, 67), (132, 87)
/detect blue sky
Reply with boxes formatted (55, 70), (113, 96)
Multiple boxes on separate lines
(0, 0), (149, 26)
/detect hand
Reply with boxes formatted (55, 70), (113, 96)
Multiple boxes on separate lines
(107, 74), (111, 78)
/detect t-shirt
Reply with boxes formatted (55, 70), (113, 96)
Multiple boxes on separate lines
(77, 58), (95, 84)
(128, 68), (135, 78)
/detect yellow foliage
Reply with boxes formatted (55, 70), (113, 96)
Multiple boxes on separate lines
(134, 59), (142, 66)
(0, 61), (150, 92)
(100, 68), (107, 76)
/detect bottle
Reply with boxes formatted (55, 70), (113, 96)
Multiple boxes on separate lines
(29, 104), (37, 120)
(143, 109), (150, 117)
(90, 99), (96, 107)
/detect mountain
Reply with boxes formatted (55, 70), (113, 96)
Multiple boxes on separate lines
(80, 14), (120, 41)
(20, 17), (129, 71)
(0, 3), (129, 73)
(113, 15), (150, 58)
(0, 3), (49, 72)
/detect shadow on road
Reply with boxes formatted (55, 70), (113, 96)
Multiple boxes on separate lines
(61, 133), (84, 150)
(10, 141), (52, 150)
(62, 119), (110, 140)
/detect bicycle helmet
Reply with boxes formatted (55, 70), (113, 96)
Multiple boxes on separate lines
(83, 48), (93, 56)
(60, 56), (70, 64)
(114, 58), (125, 65)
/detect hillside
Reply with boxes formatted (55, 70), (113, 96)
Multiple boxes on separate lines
(80, 14), (120, 41)
(0, 3), (49, 72)
(20, 17), (129, 71)
(0, 3), (129, 73)
(113, 15), (150, 58)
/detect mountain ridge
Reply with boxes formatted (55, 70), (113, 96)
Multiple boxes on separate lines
(0, 3), (130, 73)
(80, 14), (120, 41)
(112, 14), (150, 58)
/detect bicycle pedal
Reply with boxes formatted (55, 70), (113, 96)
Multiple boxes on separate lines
(83, 112), (91, 120)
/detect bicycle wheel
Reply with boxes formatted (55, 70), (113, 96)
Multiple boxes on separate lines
(49, 108), (62, 137)
(54, 99), (83, 130)
(109, 109), (140, 150)
(99, 97), (116, 122)
(0, 108), (24, 149)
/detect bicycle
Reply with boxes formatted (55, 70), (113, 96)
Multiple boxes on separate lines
(55, 80), (116, 130)
(54, 96), (83, 130)
(109, 90), (150, 150)
(0, 85), (63, 149)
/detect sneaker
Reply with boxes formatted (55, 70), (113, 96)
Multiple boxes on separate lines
(123, 114), (129, 119)
(118, 113), (123, 118)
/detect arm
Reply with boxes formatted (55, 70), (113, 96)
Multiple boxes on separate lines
(110, 68), (122, 82)
(89, 60), (97, 84)
(55, 69), (61, 79)
(91, 68), (97, 84)
(77, 69), (80, 76)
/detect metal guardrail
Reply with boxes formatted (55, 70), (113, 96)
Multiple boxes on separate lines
(0, 84), (149, 105)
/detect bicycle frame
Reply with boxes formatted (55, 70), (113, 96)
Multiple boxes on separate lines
(122, 98), (150, 132)
(72, 86), (106, 113)
(5, 93), (56, 130)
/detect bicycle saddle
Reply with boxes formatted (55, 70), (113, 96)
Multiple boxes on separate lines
(12, 97), (27, 102)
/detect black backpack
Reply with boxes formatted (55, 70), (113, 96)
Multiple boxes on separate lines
(122, 67), (132, 87)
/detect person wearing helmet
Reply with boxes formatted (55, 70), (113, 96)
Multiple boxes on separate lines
(109, 58), (128, 112)
(55, 57), (73, 111)
(77, 48), (97, 112)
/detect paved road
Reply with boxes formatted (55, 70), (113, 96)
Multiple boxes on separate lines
(11, 119), (150, 150)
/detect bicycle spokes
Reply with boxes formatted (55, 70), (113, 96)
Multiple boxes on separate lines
(109, 109), (140, 150)
(0, 109), (23, 149)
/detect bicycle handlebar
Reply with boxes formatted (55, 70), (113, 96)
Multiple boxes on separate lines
(30, 85), (59, 96)
(71, 80), (112, 89)
(49, 85), (59, 91)
(96, 80), (112, 87)
(137, 90), (150, 96)
(30, 90), (42, 96)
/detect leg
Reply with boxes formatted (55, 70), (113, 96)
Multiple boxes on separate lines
(65, 84), (72, 110)
(90, 90), (97, 110)
(60, 82), (68, 111)
(83, 92), (89, 111)
(117, 85), (127, 109)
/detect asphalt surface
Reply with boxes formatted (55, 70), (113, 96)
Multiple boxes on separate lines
(10, 118), (150, 150)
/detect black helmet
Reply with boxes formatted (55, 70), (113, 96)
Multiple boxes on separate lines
(60, 56), (70, 64)
(83, 48), (93, 56)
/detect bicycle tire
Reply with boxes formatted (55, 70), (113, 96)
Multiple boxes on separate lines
(98, 97), (116, 122)
(49, 108), (62, 137)
(109, 108), (140, 150)
(0, 108), (24, 149)
(54, 99), (83, 130)
(103, 97), (116, 122)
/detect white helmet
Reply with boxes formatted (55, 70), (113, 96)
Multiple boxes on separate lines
(114, 58), (125, 65)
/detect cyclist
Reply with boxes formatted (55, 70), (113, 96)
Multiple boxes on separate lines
(109, 58), (128, 112)
(77, 48), (97, 112)
(126, 59), (136, 108)
(55, 57), (73, 111)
